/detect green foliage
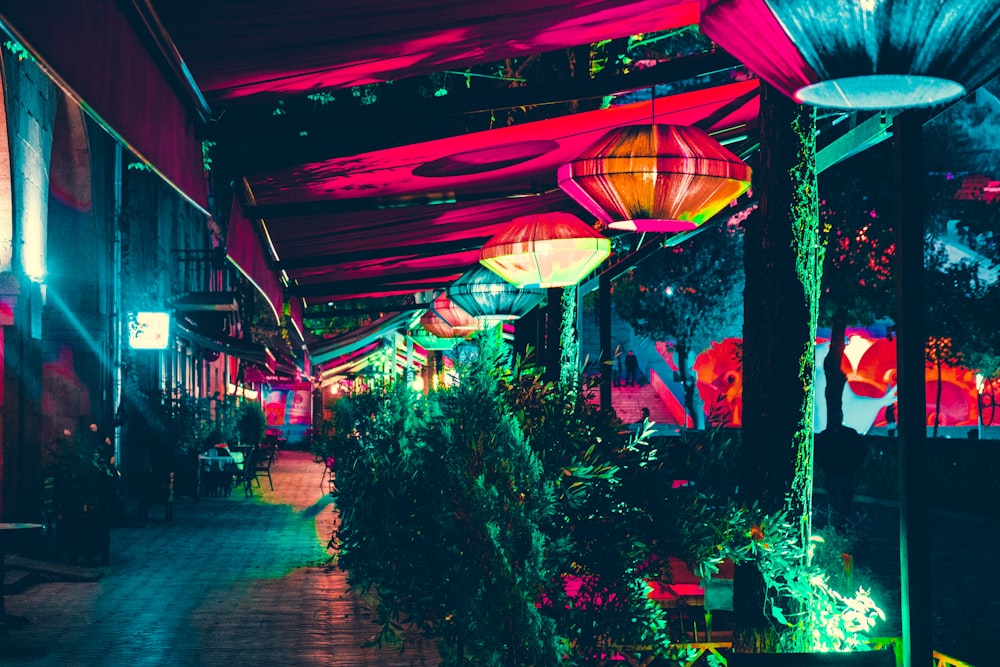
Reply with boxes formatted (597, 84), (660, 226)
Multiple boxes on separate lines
(201, 140), (215, 173)
(235, 401), (267, 447)
(158, 391), (216, 456)
(306, 91), (337, 105)
(924, 241), (1000, 376)
(3, 39), (34, 62)
(333, 335), (562, 665)
(925, 79), (1000, 175)
(504, 356), (677, 663)
(329, 334), (885, 662)
(615, 222), (744, 350)
(614, 220), (744, 423)
(559, 285), (580, 402)
(818, 145), (897, 324)
(302, 299), (410, 338)
(705, 506), (886, 653)
(46, 420), (120, 514)
(209, 394), (240, 446)
(351, 84), (379, 105)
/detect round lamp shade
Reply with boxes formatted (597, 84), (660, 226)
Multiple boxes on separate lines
(419, 293), (481, 339)
(557, 124), (752, 233)
(447, 266), (546, 322)
(479, 212), (611, 288)
(409, 331), (459, 351)
(700, 0), (1000, 110)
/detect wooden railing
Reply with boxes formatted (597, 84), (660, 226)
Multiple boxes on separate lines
(868, 637), (975, 667)
(619, 638), (977, 667)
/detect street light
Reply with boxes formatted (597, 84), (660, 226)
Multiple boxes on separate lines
(976, 373), (984, 440)
(976, 373), (995, 439)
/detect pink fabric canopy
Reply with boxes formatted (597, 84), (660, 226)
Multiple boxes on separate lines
(251, 81), (758, 303)
(0, 1), (208, 210)
(150, 0), (699, 99)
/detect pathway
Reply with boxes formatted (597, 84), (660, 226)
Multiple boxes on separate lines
(1, 450), (437, 666)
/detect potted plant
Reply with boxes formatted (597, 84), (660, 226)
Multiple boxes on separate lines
(707, 508), (892, 666)
(235, 401), (267, 449)
(47, 421), (120, 564)
(160, 390), (219, 501)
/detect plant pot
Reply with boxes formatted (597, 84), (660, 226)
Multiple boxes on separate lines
(728, 650), (895, 666)
(56, 509), (110, 565)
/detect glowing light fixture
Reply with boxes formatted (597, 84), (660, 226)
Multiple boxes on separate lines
(419, 293), (481, 339)
(447, 266), (546, 322)
(129, 311), (170, 350)
(479, 212), (610, 288)
(700, 0), (1000, 110)
(409, 330), (460, 351)
(558, 124), (751, 233)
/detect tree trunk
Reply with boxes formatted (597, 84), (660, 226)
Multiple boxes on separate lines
(685, 347), (706, 429)
(677, 341), (704, 429)
(736, 83), (819, 651)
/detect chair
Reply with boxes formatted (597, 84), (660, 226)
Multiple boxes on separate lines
(240, 453), (256, 497)
(250, 445), (274, 491)
(322, 457), (337, 496)
(647, 557), (735, 642)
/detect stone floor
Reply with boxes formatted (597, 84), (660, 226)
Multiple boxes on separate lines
(1, 450), (438, 666)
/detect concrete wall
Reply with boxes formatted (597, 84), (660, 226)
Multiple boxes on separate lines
(1, 49), (57, 520)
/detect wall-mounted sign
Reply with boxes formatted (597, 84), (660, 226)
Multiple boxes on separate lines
(129, 311), (170, 349)
(263, 382), (313, 444)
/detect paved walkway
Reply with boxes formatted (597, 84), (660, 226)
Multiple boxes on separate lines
(1, 450), (438, 666)
(4, 452), (992, 666)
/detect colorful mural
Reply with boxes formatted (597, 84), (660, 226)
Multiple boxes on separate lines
(691, 332), (988, 433)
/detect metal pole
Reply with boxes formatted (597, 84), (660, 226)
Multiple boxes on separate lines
(599, 273), (612, 413)
(113, 143), (123, 468)
(893, 110), (933, 667)
(976, 374), (984, 440)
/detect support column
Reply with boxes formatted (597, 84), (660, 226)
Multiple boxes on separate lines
(598, 273), (612, 413)
(0, 49), (57, 521)
(893, 110), (932, 667)
(735, 83), (817, 653)
(543, 287), (562, 383)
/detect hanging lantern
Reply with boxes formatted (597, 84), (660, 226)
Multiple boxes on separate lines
(419, 293), (481, 339)
(409, 331), (459, 351)
(447, 266), (546, 322)
(557, 124), (752, 233)
(479, 212), (611, 288)
(700, 0), (1000, 110)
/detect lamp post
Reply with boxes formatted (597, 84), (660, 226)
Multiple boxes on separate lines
(976, 372), (984, 440)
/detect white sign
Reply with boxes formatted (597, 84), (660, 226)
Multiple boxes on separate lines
(129, 311), (170, 349)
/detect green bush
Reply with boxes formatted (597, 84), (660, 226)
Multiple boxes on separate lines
(236, 401), (267, 447)
(329, 335), (748, 665)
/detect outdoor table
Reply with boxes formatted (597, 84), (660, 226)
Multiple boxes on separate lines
(0, 522), (43, 625)
(198, 449), (246, 497)
(198, 449), (245, 472)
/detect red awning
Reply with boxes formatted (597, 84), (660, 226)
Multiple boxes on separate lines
(0, 0), (208, 210)
(149, 0), (699, 100)
(225, 196), (284, 323)
(249, 80), (759, 303)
